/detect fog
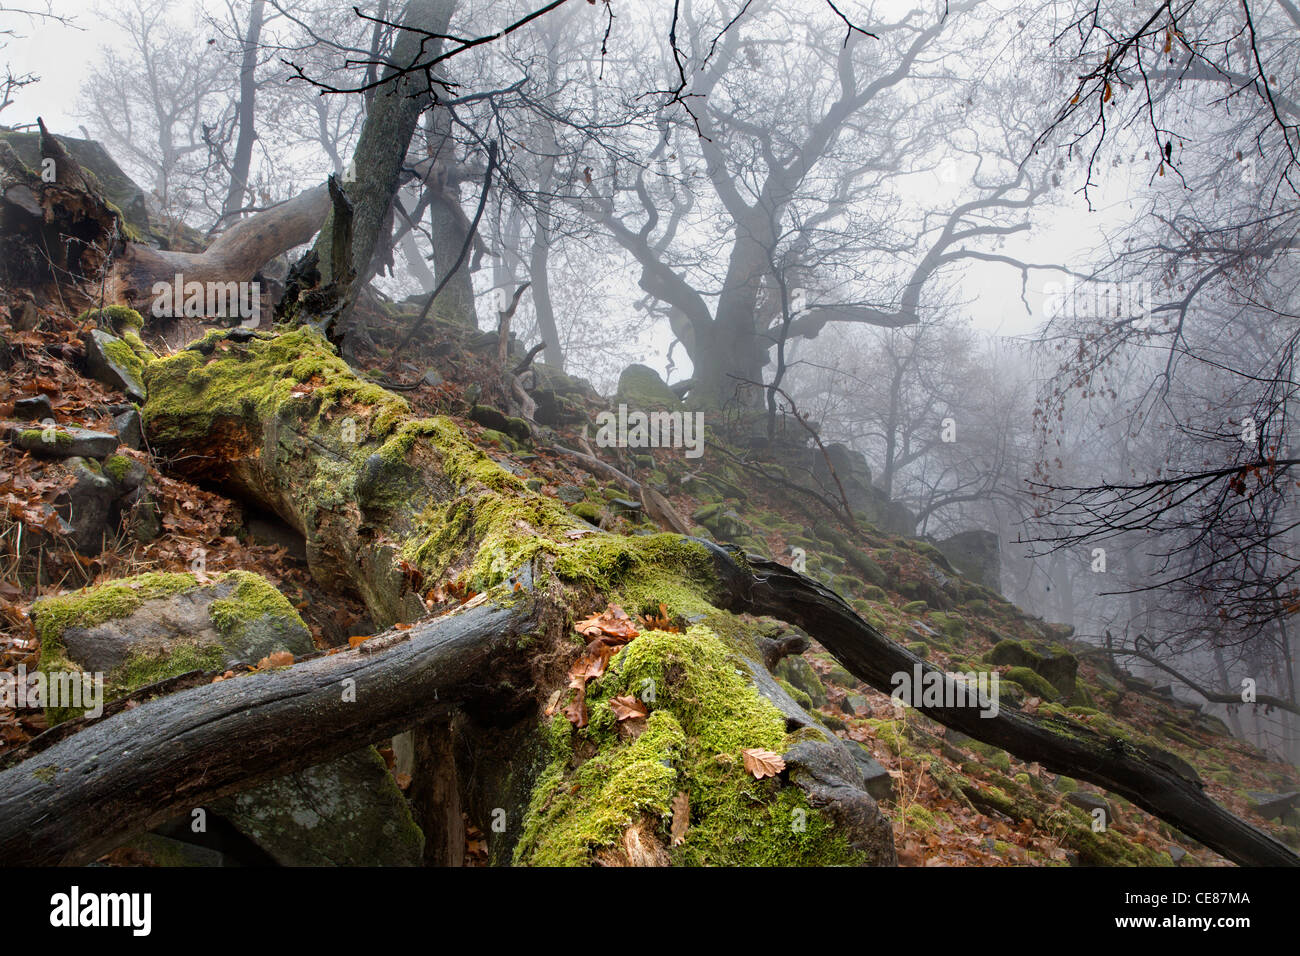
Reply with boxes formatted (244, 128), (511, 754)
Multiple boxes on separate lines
(1, 0), (1298, 870)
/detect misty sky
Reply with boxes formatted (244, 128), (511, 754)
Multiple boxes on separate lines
(3, 0), (1149, 350)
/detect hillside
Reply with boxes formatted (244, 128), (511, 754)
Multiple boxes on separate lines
(3, 294), (1297, 867)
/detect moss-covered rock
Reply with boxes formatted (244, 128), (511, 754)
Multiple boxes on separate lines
(615, 364), (681, 410)
(774, 653), (829, 707)
(1002, 666), (1061, 700)
(32, 570), (312, 720)
(84, 328), (147, 402)
(984, 638), (1077, 698)
(79, 305), (144, 334)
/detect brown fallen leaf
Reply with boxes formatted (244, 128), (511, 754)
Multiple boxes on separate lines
(610, 695), (649, 721)
(741, 747), (785, 779)
(569, 648), (610, 684)
(670, 791), (689, 846)
(564, 687), (589, 728)
(256, 650), (295, 669)
(574, 603), (639, 644)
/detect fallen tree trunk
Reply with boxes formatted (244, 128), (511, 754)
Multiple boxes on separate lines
(2, 327), (1293, 867)
(700, 547), (1299, 867)
(0, 601), (529, 866)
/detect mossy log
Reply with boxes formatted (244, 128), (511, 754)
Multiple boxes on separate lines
(0, 328), (1293, 867)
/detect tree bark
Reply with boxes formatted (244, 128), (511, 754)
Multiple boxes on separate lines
(309, 0), (458, 331)
(219, 0), (267, 224)
(423, 109), (479, 328)
(110, 183), (330, 310)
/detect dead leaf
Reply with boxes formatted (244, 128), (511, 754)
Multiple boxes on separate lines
(671, 791), (689, 846)
(563, 690), (588, 728)
(574, 603), (639, 644)
(256, 650), (295, 669)
(610, 695), (649, 721)
(741, 747), (785, 779)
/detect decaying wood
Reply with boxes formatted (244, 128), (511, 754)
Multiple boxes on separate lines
(0, 600), (530, 867)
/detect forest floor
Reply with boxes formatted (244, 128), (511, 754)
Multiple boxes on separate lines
(2, 293), (1298, 867)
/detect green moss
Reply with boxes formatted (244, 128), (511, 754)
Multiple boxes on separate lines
(863, 718), (910, 757)
(778, 678), (814, 710)
(102, 454), (132, 484)
(19, 428), (73, 447)
(553, 534), (719, 620)
(32, 765), (57, 783)
(907, 641), (930, 659)
(208, 569), (307, 646)
(569, 501), (603, 524)
(967, 740), (1012, 773)
(825, 665), (855, 688)
(901, 600), (928, 614)
(101, 335), (146, 387)
(929, 611), (967, 639)
(113, 641), (226, 695)
(145, 327), (410, 449)
(515, 627), (864, 866)
(31, 571), (200, 647)
(79, 305), (144, 333)
(902, 803), (936, 831)
(1003, 666), (1060, 700)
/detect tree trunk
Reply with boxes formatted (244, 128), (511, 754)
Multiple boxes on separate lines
(423, 108), (479, 328)
(0, 601), (527, 866)
(310, 0), (458, 328)
(114, 183), (330, 309)
(704, 550), (1299, 867)
(219, 0), (267, 224)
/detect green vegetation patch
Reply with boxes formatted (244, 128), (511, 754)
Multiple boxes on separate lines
(515, 627), (864, 866)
